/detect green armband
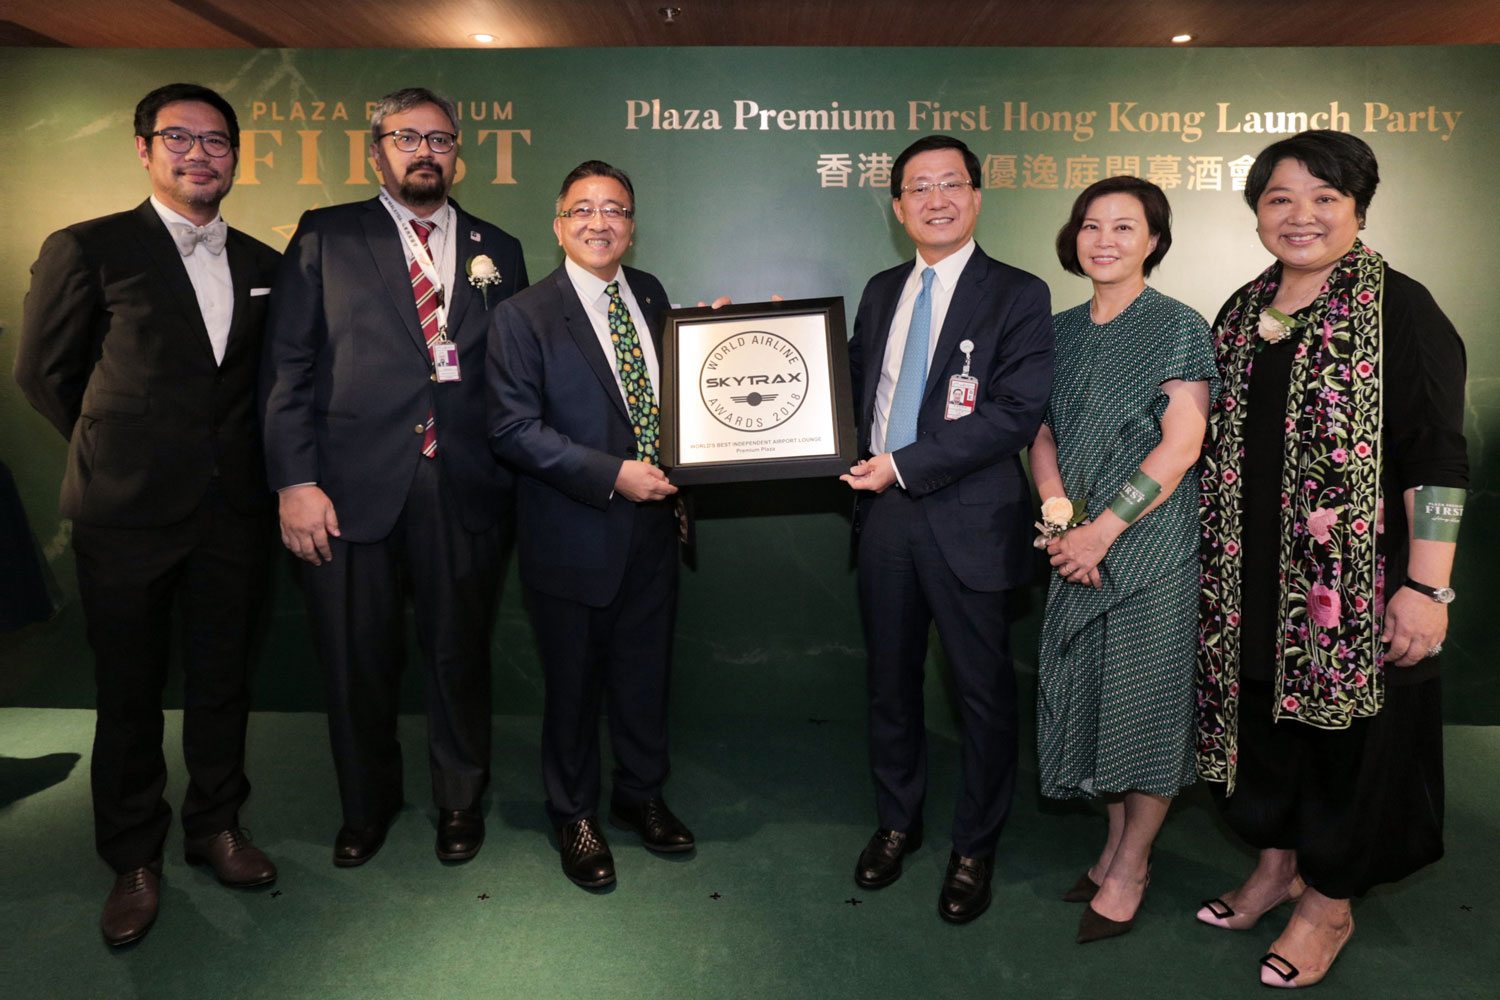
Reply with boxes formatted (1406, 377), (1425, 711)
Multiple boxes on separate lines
(1107, 469), (1162, 525)
(1413, 485), (1465, 542)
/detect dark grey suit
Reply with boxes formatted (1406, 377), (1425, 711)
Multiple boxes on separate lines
(260, 196), (526, 828)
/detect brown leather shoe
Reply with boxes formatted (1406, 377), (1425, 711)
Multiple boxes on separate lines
(184, 828), (277, 887)
(558, 816), (616, 888)
(101, 862), (161, 946)
(855, 827), (923, 889)
(609, 796), (695, 853)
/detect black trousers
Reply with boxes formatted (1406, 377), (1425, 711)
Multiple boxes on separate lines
(302, 457), (503, 829)
(527, 502), (678, 828)
(857, 489), (1018, 858)
(72, 483), (269, 873)
(1212, 676), (1445, 899)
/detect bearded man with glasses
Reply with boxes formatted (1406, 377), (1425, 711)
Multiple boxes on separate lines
(261, 87), (527, 870)
(16, 82), (282, 946)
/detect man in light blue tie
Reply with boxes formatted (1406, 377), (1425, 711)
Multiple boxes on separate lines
(842, 135), (1054, 924)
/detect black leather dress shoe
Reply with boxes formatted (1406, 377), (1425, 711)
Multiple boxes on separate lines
(559, 816), (616, 888)
(609, 796), (695, 853)
(101, 861), (161, 946)
(938, 851), (994, 924)
(185, 828), (277, 887)
(855, 827), (923, 889)
(436, 807), (484, 862)
(334, 821), (391, 868)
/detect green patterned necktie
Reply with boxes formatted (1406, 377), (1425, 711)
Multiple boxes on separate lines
(605, 280), (660, 465)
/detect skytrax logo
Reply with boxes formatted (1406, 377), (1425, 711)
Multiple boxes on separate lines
(699, 332), (808, 432)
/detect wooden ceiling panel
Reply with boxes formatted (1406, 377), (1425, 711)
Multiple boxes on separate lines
(0, 1), (255, 47)
(0, 0), (1495, 49)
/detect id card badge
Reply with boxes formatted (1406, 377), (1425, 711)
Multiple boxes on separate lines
(944, 374), (978, 420)
(432, 340), (462, 382)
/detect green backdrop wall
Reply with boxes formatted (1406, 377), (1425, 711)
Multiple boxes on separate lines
(1, 46), (1495, 724)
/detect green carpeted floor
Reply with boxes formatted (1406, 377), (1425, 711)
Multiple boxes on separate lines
(1, 708), (1496, 999)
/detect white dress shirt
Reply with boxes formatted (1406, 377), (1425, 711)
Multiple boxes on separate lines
(871, 238), (977, 459)
(563, 258), (661, 411)
(151, 195), (233, 365)
(379, 190), (458, 308)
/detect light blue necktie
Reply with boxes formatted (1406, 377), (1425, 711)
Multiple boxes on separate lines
(885, 266), (935, 452)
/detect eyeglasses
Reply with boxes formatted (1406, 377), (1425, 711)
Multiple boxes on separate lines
(149, 129), (233, 157)
(377, 129), (458, 154)
(556, 206), (634, 221)
(900, 180), (973, 199)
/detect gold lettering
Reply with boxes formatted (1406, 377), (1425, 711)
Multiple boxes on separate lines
(476, 129), (533, 184)
(297, 130), (320, 185)
(346, 130), (371, 185)
(238, 130), (282, 184)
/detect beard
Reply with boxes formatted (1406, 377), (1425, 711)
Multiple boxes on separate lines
(170, 165), (230, 209)
(398, 160), (449, 207)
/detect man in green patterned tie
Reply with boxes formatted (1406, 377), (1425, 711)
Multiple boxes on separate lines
(488, 161), (694, 891)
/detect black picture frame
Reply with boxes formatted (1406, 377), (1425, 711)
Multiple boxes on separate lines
(659, 296), (856, 485)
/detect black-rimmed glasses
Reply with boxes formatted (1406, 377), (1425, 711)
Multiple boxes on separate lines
(377, 129), (458, 153)
(149, 129), (233, 157)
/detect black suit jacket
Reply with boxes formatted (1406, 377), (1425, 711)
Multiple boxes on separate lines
(848, 244), (1053, 591)
(260, 196), (527, 542)
(15, 200), (280, 526)
(487, 264), (671, 607)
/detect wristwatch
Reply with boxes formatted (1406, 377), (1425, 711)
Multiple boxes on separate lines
(1403, 578), (1456, 604)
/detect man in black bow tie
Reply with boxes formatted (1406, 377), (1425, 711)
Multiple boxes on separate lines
(15, 82), (282, 946)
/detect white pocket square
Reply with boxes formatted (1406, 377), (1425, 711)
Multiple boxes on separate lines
(250, 287), (271, 297)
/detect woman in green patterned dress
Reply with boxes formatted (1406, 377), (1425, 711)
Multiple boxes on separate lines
(1028, 176), (1217, 944)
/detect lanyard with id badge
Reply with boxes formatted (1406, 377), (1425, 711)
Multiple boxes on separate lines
(944, 338), (978, 420)
(380, 190), (462, 383)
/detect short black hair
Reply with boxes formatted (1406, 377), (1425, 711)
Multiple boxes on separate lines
(890, 135), (982, 200)
(1243, 129), (1380, 222)
(1055, 175), (1173, 278)
(556, 160), (636, 212)
(134, 83), (239, 149)
(369, 87), (460, 140)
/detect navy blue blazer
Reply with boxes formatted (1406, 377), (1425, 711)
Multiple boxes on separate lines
(260, 196), (527, 541)
(487, 264), (671, 607)
(848, 244), (1053, 591)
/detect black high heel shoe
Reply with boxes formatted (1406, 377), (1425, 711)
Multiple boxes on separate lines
(1062, 870), (1099, 903)
(1076, 870), (1149, 944)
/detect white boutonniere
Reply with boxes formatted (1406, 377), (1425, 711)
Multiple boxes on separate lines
(1034, 495), (1087, 548)
(467, 254), (501, 307)
(1258, 307), (1293, 344)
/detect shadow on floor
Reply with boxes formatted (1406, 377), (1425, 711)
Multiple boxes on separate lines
(0, 751), (81, 807)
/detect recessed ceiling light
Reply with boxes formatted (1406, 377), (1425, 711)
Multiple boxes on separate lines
(471, 33), (496, 43)
(1171, 33), (1192, 43)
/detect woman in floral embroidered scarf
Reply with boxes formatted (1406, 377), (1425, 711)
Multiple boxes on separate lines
(1196, 130), (1468, 988)
(1030, 176), (1216, 945)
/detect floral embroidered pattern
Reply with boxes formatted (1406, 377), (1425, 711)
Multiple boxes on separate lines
(1198, 241), (1386, 790)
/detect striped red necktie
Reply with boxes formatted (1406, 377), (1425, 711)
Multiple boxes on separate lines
(410, 220), (439, 457)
